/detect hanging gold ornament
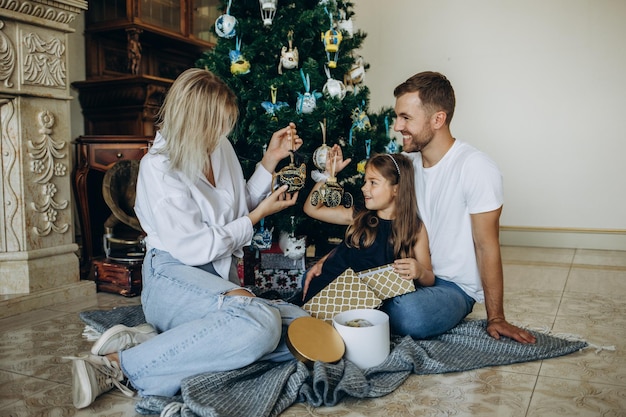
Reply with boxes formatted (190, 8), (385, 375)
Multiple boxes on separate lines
(273, 127), (306, 193)
(310, 154), (353, 209)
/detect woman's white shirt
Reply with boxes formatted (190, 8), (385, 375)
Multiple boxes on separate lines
(134, 132), (272, 280)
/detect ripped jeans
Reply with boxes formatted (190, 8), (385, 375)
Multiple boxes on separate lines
(119, 248), (308, 397)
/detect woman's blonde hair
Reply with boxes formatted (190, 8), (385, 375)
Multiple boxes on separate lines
(345, 153), (422, 259)
(154, 68), (239, 180)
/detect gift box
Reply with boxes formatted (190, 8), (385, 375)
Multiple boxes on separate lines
(253, 243), (305, 291)
(259, 243), (306, 270)
(254, 268), (303, 291)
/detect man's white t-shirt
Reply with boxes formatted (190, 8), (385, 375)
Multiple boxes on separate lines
(405, 140), (503, 302)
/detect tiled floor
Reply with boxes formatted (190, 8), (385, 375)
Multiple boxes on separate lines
(1, 246), (625, 416)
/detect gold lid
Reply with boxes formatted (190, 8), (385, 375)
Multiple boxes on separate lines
(286, 316), (345, 365)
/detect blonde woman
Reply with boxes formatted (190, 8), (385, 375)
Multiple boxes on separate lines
(67, 68), (308, 408)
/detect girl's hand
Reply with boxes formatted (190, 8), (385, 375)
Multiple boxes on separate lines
(326, 144), (351, 176)
(393, 258), (422, 281)
(302, 260), (324, 300)
(261, 122), (303, 173)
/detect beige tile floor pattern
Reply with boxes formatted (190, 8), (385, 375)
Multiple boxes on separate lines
(1, 246), (625, 416)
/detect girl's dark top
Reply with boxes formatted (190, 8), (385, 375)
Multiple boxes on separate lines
(302, 216), (395, 303)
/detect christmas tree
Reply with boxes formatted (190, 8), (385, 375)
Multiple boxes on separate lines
(196, 0), (396, 252)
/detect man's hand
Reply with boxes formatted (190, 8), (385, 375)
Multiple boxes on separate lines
(486, 318), (537, 344)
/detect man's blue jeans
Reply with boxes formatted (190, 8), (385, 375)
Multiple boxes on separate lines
(380, 277), (475, 339)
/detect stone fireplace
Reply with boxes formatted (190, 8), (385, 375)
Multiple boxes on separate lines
(0, 0), (93, 319)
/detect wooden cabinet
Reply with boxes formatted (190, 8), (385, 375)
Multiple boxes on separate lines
(72, 1), (219, 277)
(73, 0), (220, 137)
(72, 75), (171, 137)
(83, 0), (219, 81)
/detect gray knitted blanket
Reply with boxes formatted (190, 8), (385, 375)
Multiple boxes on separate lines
(80, 305), (587, 417)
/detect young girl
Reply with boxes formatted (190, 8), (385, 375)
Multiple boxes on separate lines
(301, 150), (434, 304)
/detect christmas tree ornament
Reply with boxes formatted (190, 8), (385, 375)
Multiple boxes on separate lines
(310, 154), (353, 209)
(322, 66), (346, 100)
(259, 0), (278, 26)
(384, 116), (399, 154)
(229, 37), (250, 75)
(313, 119), (331, 171)
(279, 217), (306, 261)
(273, 127), (306, 193)
(357, 139), (371, 174)
(215, 0), (237, 39)
(251, 218), (273, 250)
(349, 102), (371, 145)
(261, 85), (288, 119)
(279, 231), (306, 260)
(296, 69), (321, 114)
(337, 8), (354, 37)
(343, 54), (365, 90)
(278, 31), (299, 74)
(321, 8), (343, 69)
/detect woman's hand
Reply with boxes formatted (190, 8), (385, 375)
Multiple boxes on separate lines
(247, 185), (299, 226)
(261, 122), (303, 173)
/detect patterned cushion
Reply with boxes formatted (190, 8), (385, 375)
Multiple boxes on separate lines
(359, 264), (415, 300)
(302, 263), (416, 322)
(302, 268), (381, 322)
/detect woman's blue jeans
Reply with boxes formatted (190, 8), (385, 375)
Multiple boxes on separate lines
(119, 248), (308, 397)
(380, 277), (475, 339)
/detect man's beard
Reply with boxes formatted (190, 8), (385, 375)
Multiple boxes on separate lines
(404, 129), (434, 153)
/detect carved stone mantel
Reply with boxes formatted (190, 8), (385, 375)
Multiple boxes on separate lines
(0, 0), (93, 319)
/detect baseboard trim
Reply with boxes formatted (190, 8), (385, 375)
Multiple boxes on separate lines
(500, 226), (626, 251)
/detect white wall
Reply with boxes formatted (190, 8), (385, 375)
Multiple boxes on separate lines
(66, 3), (626, 250)
(355, 0), (626, 250)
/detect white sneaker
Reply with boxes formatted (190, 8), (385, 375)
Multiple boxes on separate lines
(66, 353), (134, 409)
(91, 323), (158, 355)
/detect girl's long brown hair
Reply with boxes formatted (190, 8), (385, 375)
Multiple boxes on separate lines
(345, 153), (422, 259)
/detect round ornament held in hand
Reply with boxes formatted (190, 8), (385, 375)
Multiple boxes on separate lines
(312, 144), (331, 171)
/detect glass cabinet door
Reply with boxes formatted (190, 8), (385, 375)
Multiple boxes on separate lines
(140, 0), (181, 33)
(192, 0), (220, 42)
(85, 0), (218, 45)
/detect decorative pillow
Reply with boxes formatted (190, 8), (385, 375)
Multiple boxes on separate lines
(302, 263), (416, 322)
(302, 268), (381, 322)
(359, 264), (416, 300)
